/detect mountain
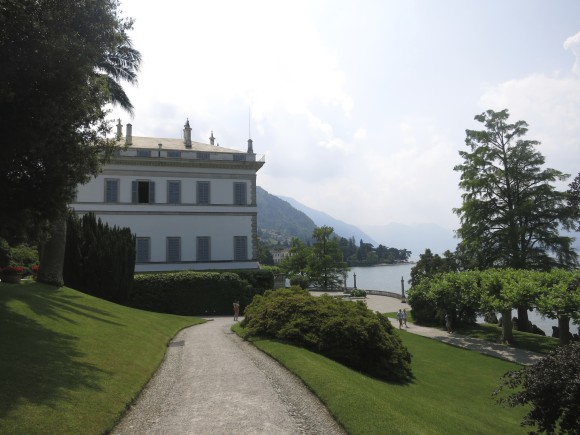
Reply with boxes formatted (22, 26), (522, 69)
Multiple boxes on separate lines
(360, 223), (457, 259)
(256, 187), (317, 244)
(278, 195), (378, 245)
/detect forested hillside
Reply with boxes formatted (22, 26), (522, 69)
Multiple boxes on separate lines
(256, 187), (316, 245)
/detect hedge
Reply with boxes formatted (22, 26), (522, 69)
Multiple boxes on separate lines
(129, 270), (274, 316)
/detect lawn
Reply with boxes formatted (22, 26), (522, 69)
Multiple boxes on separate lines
(0, 281), (204, 434)
(233, 324), (529, 435)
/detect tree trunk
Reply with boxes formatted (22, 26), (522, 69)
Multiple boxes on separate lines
(37, 211), (67, 286)
(501, 309), (514, 344)
(558, 315), (570, 346)
(517, 307), (530, 332)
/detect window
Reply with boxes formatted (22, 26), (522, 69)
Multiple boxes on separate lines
(167, 150), (181, 158)
(105, 179), (119, 203)
(136, 237), (151, 263)
(197, 181), (210, 205)
(197, 236), (211, 261)
(136, 150), (150, 157)
(167, 181), (181, 204)
(234, 236), (248, 261)
(233, 182), (247, 205)
(233, 153), (246, 161)
(132, 180), (155, 204)
(198, 152), (210, 160)
(166, 237), (181, 262)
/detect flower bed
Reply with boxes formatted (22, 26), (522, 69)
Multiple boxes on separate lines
(1, 266), (25, 284)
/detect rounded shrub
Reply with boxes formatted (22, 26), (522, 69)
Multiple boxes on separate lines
(241, 287), (413, 383)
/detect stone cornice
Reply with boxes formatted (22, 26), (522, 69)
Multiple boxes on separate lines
(110, 156), (265, 172)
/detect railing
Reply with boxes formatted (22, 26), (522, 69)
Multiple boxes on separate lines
(118, 149), (265, 163)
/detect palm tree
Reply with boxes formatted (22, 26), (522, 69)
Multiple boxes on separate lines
(97, 35), (142, 115)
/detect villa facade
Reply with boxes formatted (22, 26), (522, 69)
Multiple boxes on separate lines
(71, 120), (265, 272)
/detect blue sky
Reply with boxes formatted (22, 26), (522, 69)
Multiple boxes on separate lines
(111, 0), (580, 233)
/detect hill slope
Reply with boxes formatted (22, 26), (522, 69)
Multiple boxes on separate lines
(279, 194), (378, 245)
(257, 186), (317, 244)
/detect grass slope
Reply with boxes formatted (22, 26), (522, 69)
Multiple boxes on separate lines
(234, 326), (528, 435)
(0, 281), (204, 434)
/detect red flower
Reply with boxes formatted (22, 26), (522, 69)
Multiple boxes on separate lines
(1, 266), (25, 274)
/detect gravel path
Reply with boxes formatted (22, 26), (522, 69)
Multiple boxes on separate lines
(112, 317), (346, 435)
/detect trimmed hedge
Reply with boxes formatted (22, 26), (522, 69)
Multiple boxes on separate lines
(129, 270), (273, 316)
(229, 269), (274, 293)
(241, 287), (413, 383)
(63, 212), (135, 304)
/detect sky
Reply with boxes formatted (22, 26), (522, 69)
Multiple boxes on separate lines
(110, 0), (580, 233)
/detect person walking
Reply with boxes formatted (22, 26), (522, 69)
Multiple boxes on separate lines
(445, 313), (453, 333)
(402, 309), (408, 328)
(396, 309), (404, 329)
(233, 300), (240, 321)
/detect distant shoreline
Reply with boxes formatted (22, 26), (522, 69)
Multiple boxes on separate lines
(350, 262), (415, 268)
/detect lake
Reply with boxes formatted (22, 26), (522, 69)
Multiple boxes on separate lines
(348, 264), (563, 336)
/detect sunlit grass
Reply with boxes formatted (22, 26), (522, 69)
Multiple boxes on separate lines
(0, 281), (204, 434)
(233, 324), (528, 434)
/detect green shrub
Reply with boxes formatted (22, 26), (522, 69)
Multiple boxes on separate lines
(289, 274), (310, 289)
(63, 212), (135, 304)
(129, 271), (264, 316)
(241, 287), (413, 383)
(407, 278), (438, 324)
(9, 244), (38, 267)
(350, 288), (367, 297)
(232, 269), (274, 293)
(0, 238), (10, 268)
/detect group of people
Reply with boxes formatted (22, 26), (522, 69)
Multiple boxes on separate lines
(396, 309), (408, 329)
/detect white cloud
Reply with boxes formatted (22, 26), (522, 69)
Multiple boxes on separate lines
(479, 74), (580, 180)
(564, 31), (580, 75)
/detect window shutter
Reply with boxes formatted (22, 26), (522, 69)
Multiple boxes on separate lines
(132, 181), (137, 203)
(149, 181), (155, 203)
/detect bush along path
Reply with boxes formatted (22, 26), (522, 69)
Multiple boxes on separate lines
(112, 317), (345, 435)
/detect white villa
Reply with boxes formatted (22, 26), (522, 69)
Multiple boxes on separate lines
(72, 120), (265, 272)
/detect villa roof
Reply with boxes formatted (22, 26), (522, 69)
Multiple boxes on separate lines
(120, 136), (246, 154)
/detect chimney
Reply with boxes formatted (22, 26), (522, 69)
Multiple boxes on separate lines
(116, 119), (123, 140)
(125, 123), (132, 145)
(209, 131), (215, 146)
(183, 119), (192, 148)
(247, 138), (254, 154)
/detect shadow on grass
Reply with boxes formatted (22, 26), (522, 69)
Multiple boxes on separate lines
(12, 283), (123, 326)
(0, 284), (110, 417)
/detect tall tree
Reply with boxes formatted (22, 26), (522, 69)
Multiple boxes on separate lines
(568, 172), (580, 231)
(0, 0), (140, 285)
(454, 109), (578, 329)
(309, 226), (349, 291)
(410, 249), (459, 287)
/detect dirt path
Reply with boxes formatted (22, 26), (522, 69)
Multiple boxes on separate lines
(112, 317), (346, 435)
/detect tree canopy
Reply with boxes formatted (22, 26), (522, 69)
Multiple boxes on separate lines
(495, 342), (580, 434)
(0, 0), (139, 243)
(280, 226), (349, 291)
(453, 109), (577, 271)
(407, 268), (580, 345)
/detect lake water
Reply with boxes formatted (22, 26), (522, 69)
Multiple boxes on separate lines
(348, 264), (564, 336)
